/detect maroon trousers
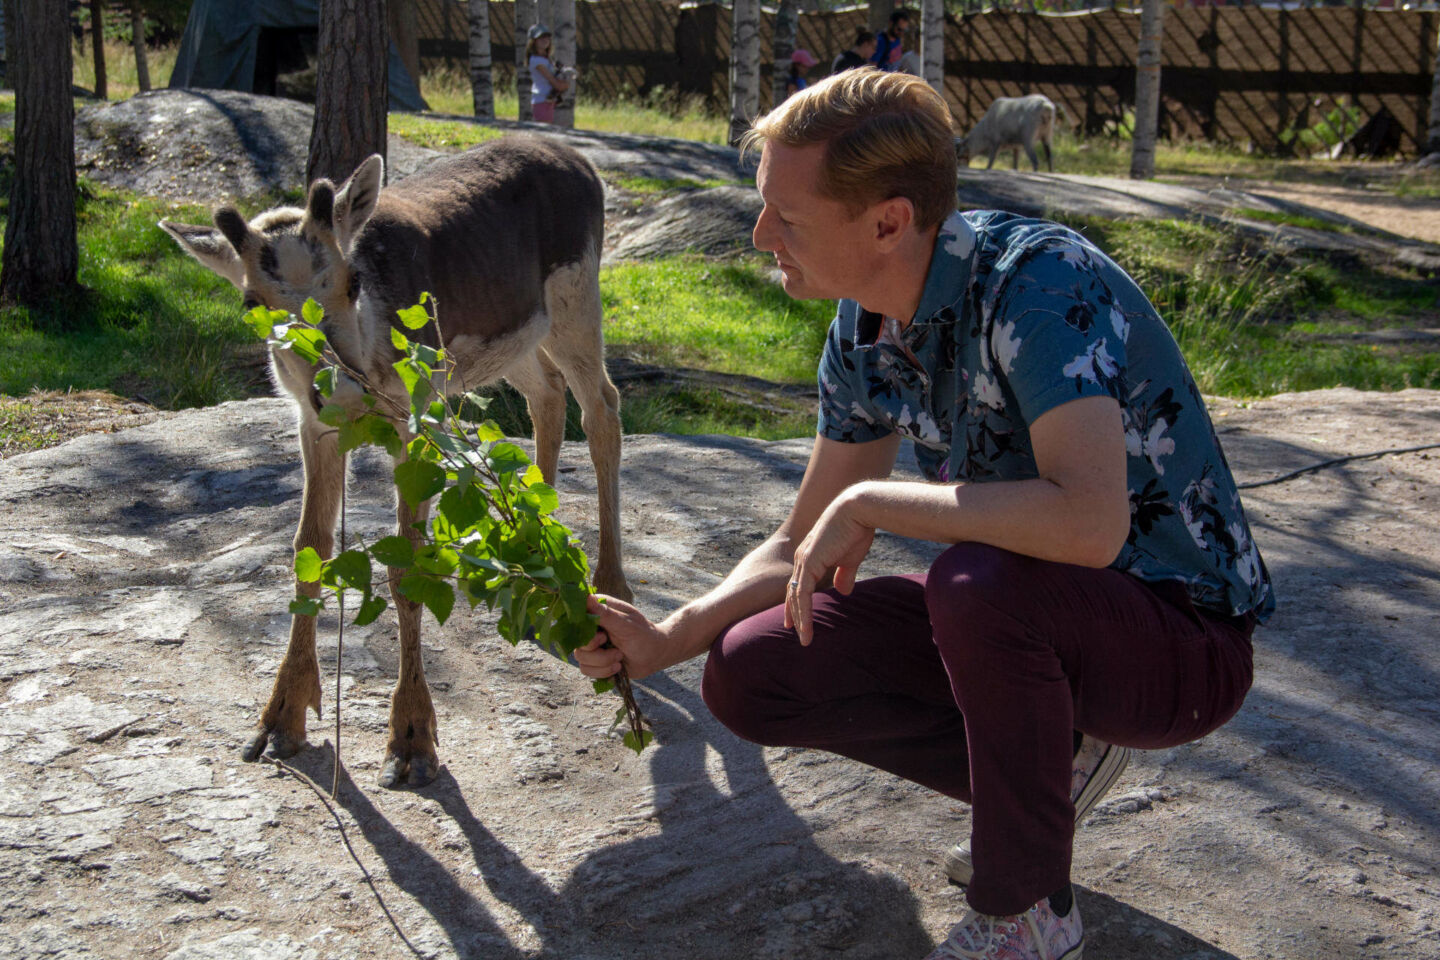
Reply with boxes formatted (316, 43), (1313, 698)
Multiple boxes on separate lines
(701, 542), (1254, 916)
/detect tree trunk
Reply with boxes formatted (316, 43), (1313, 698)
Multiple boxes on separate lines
(468, 0), (493, 118)
(729, 0), (760, 145)
(921, 0), (943, 94)
(388, 0), (422, 103)
(552, 0), (575, 129)
(868, 0), (895, 36)
(1428, 21), (1440, 155)
(0, 0), (9, 89)
(89, 0), (107, 99)
(515, 0), (535, 122)
(772, 0), (797, 109)
(307, 0), (388, 187)
(1130, 0), (1164, 180)
(1, 0), (78, 308)
(131, 6), (150, 93)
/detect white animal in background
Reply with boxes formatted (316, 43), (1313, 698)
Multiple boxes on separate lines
(955, 93), (1058, 173)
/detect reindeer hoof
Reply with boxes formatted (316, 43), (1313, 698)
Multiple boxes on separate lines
(378, 751), (438, 789)
(242, 727), (305, 763)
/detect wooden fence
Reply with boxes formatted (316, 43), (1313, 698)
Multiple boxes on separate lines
(413, 0), (1437, 155)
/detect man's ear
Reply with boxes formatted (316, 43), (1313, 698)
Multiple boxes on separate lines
(873, 196), (917, 252)
(333, 154), (384, 250)
(158, 220), (246, 288)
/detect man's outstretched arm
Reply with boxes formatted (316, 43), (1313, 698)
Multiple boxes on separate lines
(576, 432), (901, 680)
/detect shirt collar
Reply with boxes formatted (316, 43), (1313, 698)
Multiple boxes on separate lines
(854, 210), (977, 345)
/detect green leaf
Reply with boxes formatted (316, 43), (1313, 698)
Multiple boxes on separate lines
(413, 545), (458, 576)
(458, 553), (509, 575)
(294, 547), (323, 582)
(397, 303), (430, 330)
(487, 442), (532, 475)
(449, 392), (492, 423)
(302, 298), (324, 327)
(393, 357), (421, 395)
(318, 403), (349, 427)
(439, 484), (488, 532)
(591, 678), (615, 694)
(622, 729), (655, 755)
(370, 536), (414, 568)
(285, 326), (327, 365)
(353, 594), (387, 626)
(289, 596), (323, 616)
(329, 550), (372, 590)
(474, 420), (506, 442)
(413, 343), (442, 368)
(314, 368), (337, 399)
(524, 482), (560, 515)
(423, 582), (455, 625)
(394, 458), (446, 510)
(390, 327), (409, 352)
(245, 306), (283, 340)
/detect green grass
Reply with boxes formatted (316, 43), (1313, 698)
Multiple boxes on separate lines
(601, 254), (833, 384)
(1229, 207), (1344, 233)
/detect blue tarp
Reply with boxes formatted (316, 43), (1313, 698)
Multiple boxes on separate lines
(168, 0), (428, 112)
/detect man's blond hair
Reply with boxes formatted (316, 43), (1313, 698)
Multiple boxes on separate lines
(740, 68), (957, 230)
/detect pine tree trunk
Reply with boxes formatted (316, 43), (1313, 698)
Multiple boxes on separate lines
(1428, 21), (1440, 155)
(131, 6), (150, 93)
(468, 0), (493, 118)
(1129, 0), (1164, 180)
(89, 0), (107, 99)
(0, 0), (78, 308)
(921, 0), (943, 93)
(729, 0), (760, 145)
(515, 0), (535, 122)
(307, 0), (388, 186)
(772, 0), (796, 109)
(552, 0), (575, 129)
(0, 0), (9, 90)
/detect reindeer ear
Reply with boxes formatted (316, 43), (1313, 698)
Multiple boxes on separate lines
(159, 220), (246, 288)
(307, 179), (336, 232)
(212, 206), (252, 255)
(333, 154), (384, 249)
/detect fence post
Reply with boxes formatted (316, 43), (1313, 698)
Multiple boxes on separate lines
(1277, 8), (1290, 155)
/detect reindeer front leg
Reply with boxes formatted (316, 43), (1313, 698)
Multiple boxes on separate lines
(244, 415), (344, 762)
(378, 484), (440, 788)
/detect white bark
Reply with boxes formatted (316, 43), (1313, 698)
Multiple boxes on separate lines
(729, 0), (761, 145)
(1130, 0), (1164, 180)
(515, 0), (536, 122)
(468, 0), (493, 119)
(921, 0), (944, 95)
(772, 0), (797, 109)
(553, 0), (576, 129)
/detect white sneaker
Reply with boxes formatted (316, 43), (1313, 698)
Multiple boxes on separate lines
(924, 896), (1083, 960)
(943, 735), (1131, 887)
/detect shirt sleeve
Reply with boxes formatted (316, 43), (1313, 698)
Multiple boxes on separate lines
(986, 236), (1132, 425)
(816, 315), (893, 444)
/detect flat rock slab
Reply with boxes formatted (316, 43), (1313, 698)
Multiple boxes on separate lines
(0, 390), (1437, 959)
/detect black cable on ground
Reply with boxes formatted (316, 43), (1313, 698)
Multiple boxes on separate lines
(1236, 442), (1440, 490)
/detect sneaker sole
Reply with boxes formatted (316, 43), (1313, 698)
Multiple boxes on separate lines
(943, 746), (1133, 887)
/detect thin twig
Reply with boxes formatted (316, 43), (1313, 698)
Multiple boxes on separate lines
(334, 480), (346, 800)
(262, 757), (426, 960)
(1237, 442), (1440, 490)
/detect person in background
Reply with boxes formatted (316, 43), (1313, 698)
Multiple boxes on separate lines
(871, 9), (912, 72)
(786, 48), (821, 100)
(526, 23), (569, 125)
(831, 29), (877, 75)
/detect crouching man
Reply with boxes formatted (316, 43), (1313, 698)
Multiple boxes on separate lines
(576, 69), (1273, 960)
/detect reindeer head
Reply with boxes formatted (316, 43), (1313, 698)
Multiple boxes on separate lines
(160, 155), (385, 320)
(953, 136), (971, 168)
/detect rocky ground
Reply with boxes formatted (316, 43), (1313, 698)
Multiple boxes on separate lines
(0, 390), (1438, 960)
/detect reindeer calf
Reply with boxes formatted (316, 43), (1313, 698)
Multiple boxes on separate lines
(955, 94), (1058, 173)
(161, 136), (630, 787)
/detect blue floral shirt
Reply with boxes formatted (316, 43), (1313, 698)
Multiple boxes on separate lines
(817, 210), (1274, 621)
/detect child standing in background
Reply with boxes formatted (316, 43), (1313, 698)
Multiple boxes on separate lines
(526, 23), (569, 124)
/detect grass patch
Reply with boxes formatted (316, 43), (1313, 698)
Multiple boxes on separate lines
(1229, 207), (1344, 233)
(387, 113), (508, 150)
(601, 254), (832, 385)
(0, 395), (62, 455)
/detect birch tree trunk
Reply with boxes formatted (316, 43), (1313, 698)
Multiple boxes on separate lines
(772, 0), (797, 109)
(1428, 21), (1440, 155)
(1, 0), (78, 308)
(553, 0), (576, 129)
(131, 6), (150, 92)
(1129, 0), (1164, 180)
(515, 0), (536, 122)
(307, 0), (388, 186)
(89, 0), (107, 99)
(729, 0), (760, 145)
(468, 0), (493, 118)
(921, 0), (943, 94)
